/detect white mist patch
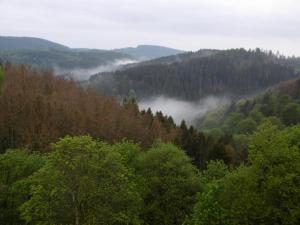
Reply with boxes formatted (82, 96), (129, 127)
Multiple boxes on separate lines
(139, 96), (228, 125)
(55, 59), (138, 81)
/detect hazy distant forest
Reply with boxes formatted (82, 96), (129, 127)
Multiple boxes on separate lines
(0, 33), (300, 225)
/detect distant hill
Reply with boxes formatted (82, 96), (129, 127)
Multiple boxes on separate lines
(90, 48), (299, 100)
(137, 49), (218, 65)
(114, 45), (184, 60)
(0, 36), (69, 51)
(0, 36), (188, 80)
(0, 36), (137, 80)
(0, 49), (133, 70)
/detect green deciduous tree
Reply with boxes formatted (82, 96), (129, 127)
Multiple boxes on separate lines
(190, 160), (229, 225)
(0, 149), (45, 225)
(134, 142), (201, 225)
(20, 136), (142, 225)
(282, 102), (300, 125)
(191, 122), (300, 225)
(236, 118), (257, 134)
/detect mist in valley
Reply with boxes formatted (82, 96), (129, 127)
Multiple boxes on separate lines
(55, 59), (138, 81)
(139, 96), (229, 126)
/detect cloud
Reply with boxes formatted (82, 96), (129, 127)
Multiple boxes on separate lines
(1, 0), (300, 55)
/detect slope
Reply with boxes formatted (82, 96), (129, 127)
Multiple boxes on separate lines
(0, 36), (69, 51)
(90, 48), (299, 100)
(198, 77), (300, 137)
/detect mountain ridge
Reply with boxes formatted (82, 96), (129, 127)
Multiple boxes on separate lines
(0, 36), (69, 51)
(113, 44), (184, 59)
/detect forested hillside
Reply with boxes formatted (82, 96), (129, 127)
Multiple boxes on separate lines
(0, 64), (176, 152)
(0, 36), (69, 51)
(0, 49), (132, 71)
(0, 64), (237, 166)
(0, 37), (188, 78)
(114, 44), (184, 59)
(1, 122), (300, 225)
(90, 48), (299, 100)
(198, 77), (300, 146)
(1, 62), (300, 225)
(0, 36), (135, 79)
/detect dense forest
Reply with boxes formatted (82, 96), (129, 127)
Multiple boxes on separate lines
(1, 121), (300, 224)
(0, 49), (133, 72)
(198, 77), (300, 142)
(0, 64), (175, 152)
(1, 51), (300, 224)
(0, 64), (254, 225)
(0, 64), (237, 165)
(90, 48), (300, 100)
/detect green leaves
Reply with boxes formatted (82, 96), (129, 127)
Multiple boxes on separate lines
(134, 143), (201, 225)
(3, 126), (300, 225)
(191, 123), (300, 225)
(0, 149), (45, 225)
(20, 136), (142, 225)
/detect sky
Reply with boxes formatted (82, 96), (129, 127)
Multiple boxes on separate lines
(1, 0), (300, 55)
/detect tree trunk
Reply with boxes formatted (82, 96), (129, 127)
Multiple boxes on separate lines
(72, 193), (80, 225)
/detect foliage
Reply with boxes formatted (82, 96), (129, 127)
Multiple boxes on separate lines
(0, 64), (176, 152)
(134, 142), (201, 225)
(0, 64), (240, 173)
(282, 102), (300, 125)
(191, 122), (300, 225)
(1, 109), (300, 224)
(0, 149), (45, 225)
(175, 122), (239, 169)
(236, 118), (257, 134)
(200, 78), (300, 140)
(20, 136), (142, 225)
(0, 136), (205, 225)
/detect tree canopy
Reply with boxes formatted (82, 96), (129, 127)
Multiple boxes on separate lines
(20, 136), (142, 225)
(191, 122), (300, 225)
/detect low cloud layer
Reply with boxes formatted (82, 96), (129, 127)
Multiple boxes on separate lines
(1, 0), (300, 55)
(139, 96), (229, 125)
(55, 59), (137, 81)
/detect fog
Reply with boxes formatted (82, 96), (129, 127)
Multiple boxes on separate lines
(139, 96), (229, 125)
(55, 59), (138, 81)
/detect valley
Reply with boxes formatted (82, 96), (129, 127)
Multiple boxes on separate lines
(1, 31), (300, 225)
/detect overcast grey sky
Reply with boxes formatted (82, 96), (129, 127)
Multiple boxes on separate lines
(1, 0), (299, 55)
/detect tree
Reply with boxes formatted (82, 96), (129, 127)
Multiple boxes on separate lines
(190, 161), (230, 225)
(282, 102), (300, 125)
(134, 142), (201, 225)
(0, 66), (4, 95)
(222, 112), (244, 134)
(249, 108), (264, 123)
(191, 122), (300, 225)
(208, 128), (223, 139)
(0, 64), (176, 153)
(198, 160), (228, 189)
(20, 136), (142, 225)
(0, 149), (45, 225)
(236, 118), (257, 134)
